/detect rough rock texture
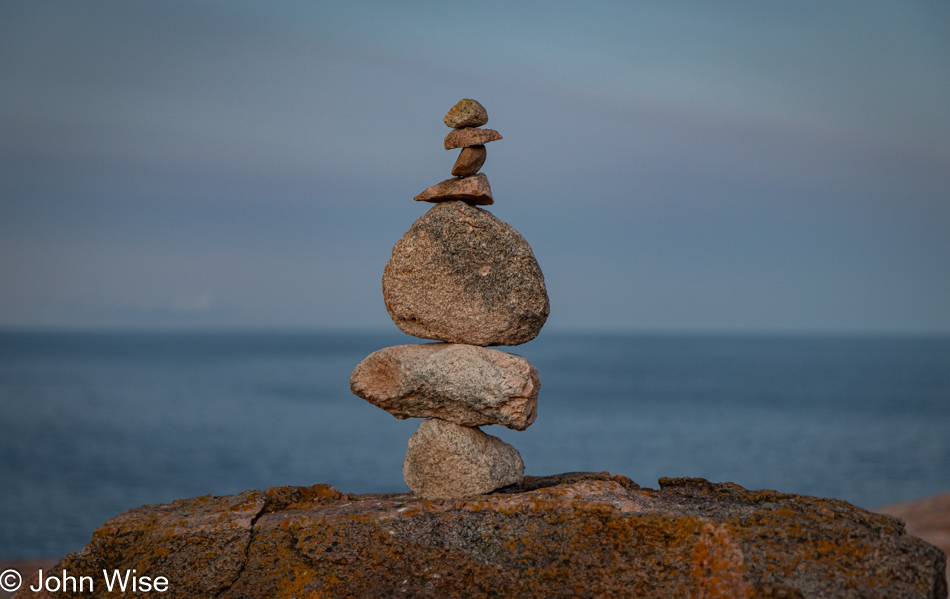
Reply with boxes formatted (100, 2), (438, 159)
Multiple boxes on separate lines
(15, 489), (270, 598)
(17, 473), (947, 599)
(403, 418), (524, 499)
(350, 343), (539, 430)
(880, 492), (950, 582)
(443, 98), (488, 128)
(444, 127), (502, 150)
(451, 144), (487, 176)
(414, 173), (493, 205)
(383, 201), (549, 346)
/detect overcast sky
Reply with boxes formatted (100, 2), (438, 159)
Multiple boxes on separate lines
(1, 1), (948, 334)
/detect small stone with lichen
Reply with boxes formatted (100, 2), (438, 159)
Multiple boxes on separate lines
(444, 98), (489, 128)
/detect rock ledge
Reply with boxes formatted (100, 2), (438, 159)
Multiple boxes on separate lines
(16, 473), (947, 599)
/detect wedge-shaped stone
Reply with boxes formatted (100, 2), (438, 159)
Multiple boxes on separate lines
(350, 343), (539, 431)
(451, 145), (487, 177)
(383, 201), (549, 346)
(403, 418), (524, 499)
(444, 127), (502, 150)
(414, 173), (493, 205)
(444, 98), (488, 128)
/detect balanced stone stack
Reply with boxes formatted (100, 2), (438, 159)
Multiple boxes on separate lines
(351, 99), (550, 500)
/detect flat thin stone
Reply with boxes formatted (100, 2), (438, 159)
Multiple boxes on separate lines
(444, 127), (502, 150)
(451, 145), (487, 177)
(383, 201), (549, 346)
(414, 173), (493, 205)
(350, 343), (539, 431)
(444, 99), (489, 128)
(403, 418), (524, 499)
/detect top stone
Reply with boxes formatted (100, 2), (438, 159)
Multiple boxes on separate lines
(444, 99), (488, 128)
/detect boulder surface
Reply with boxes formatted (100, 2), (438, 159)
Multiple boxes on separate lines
(350, 343), (539, 430)
(383, 201), (549, 346)
(17, 473), (946, 599)
(880, 491), (950, 583)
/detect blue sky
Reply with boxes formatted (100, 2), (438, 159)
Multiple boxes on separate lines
(1, 1), (948, 333)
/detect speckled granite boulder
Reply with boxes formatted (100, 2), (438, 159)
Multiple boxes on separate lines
(350, 343), (539, 430)
(383, 201), (549, 346)
(17, 473), (946, 599)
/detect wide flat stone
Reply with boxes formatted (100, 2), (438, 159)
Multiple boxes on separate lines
(451, 145), (487, 177)
(350, 343), (539, 431)
(443, 98), (488, 128)
(402, 418), (524, 499)
(414, 173), (493, 205)
(444, 127), (502, 150)
(383, 201), (549, 346)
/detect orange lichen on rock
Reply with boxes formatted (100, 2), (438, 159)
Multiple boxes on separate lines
(690, 522), (753, 599)
(16, 473), (947, 599)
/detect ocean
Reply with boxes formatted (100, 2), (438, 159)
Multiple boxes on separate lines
(1, 331), (949, 560)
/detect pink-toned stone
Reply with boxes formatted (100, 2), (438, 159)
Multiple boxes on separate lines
(383, 201), (549, 346)
(413, 173), (493, 205)
(444, 127), (502, 150)
(403, 418), (524, 499)
(451, 145), (487, 177)
(350, 343), (539, 431)
(443, 99), (489, 128)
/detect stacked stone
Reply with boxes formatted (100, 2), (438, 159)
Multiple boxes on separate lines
(350, 99), (550, 500)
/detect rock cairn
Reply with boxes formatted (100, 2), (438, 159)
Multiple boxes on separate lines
(351, 99), (550, 500)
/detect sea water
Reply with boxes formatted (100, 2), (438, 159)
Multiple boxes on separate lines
(1, 331), (948, 559)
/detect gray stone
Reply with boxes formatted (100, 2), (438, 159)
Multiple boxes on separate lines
(413, 173), (493, 205)
(383, 201), (549, 346)
(451, 145), (487, 177)
(444, 127), (502, 150)
(443, 99), (489, 128)
(350, 343), (539, 431)
(402, 418), (524, 499)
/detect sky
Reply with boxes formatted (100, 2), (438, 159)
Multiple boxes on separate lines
(1, 1), (948, 334)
